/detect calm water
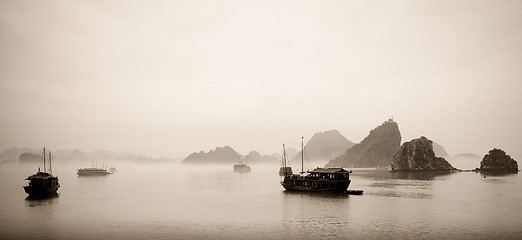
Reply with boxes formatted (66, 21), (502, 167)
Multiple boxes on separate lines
(1, 162), (521, 239)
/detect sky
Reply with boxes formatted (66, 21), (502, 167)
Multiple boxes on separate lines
(1, 0), (521, 160)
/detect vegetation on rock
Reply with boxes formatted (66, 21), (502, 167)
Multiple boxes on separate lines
(391, 136), (454, 171)
(325, 119), (401, 168)
(480, 148), (518, 171)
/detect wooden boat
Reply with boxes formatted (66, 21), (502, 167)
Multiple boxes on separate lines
(24, 148), (60, 197)
(281, 137), (352, 193)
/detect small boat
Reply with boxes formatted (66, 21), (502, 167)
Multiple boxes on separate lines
(234, 155), (251, 173)
(77, 168), (111, 176)
(279, 144), (292, 176)
(24, 148), (60, 198)
(77, 162), (111, 176)
(281, 137), (352, 193)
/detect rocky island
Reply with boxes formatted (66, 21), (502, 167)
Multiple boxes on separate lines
(391, 136), (455, 171)
(181, 146), (240, 165)
(325, 119), (401, 168)
(291, 129), (354, 164)
(479, 148), (518, 171)
(244, 151), (279, 164)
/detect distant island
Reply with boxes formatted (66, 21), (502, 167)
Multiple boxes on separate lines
(181, 146), (240, 165)
(244, 151), (279, 164)
(291, 129), (354, 165)
(325, 119), (401, 168)
(181, 146), (279, 165)
(432, 141), (450, 158)
(0, 147), (175, 164)
(449, 153), (482, 170)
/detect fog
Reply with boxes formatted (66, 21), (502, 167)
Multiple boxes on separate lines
(1, 0), (521, 160)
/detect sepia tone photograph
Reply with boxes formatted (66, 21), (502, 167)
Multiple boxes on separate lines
(1, 0), (521, 239)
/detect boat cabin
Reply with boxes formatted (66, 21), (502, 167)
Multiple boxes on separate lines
(308, 168), (350, 179)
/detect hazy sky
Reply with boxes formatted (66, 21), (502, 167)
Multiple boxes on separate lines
(1, 0), (521, 160)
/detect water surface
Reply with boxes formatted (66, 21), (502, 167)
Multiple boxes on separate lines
(0, 162), (520, 239)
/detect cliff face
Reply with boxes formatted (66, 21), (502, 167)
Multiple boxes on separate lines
(292, 129), (354, 164)
(325, 119), (401, 168)
(391, 136), (454, 171)
(182, 146), (240, 164)
(480, 148), (518, 170)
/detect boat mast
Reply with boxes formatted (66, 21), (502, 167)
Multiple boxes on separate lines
(43, 147), (46, 173)
(282, 144), (286, 169)
(49, 151), (53, 175)
(301, 136), (304, 175)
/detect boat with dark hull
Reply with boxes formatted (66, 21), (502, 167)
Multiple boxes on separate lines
(281, 168), (351, 192)
(24, 148), (60, 198)
(281, 137), (351, 193)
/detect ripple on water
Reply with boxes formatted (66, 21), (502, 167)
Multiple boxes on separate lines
(369, 191), (432, 199)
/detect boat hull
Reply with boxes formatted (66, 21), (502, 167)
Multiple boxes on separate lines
(23, 185), (58, 197)
(77, 172), (110, 176)
(77, 168), (110, 176)
(234, 164), (251, 173)
(281, 179), (351, 193)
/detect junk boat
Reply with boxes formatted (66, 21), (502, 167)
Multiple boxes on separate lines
(279, 144), (292, 176)
(77, 162), (111, 176)
(281, 137), (351, 193)
(24, 148), (60, 198)
(234, 155), (251, 173)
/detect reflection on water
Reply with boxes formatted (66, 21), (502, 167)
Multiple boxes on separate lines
(390, 170), (455, 180)
(282, 189), (352, 199)
(0, 163), (521, 239)
(25, 193), (59, 202)
(353, 169), (456, 180)
(480, 170), (519, 177)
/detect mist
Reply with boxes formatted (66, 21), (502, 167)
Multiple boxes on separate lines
(1, 0), (521, 161)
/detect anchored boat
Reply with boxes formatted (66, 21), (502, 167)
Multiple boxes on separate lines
(77, 162), (111, 176)
(24, 148), (60, 198)
(281, 137), (352, 193)
(233, 155), (251, 173)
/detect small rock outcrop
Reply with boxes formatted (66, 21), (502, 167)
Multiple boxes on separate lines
(391, 136), (454, 171)
(480, 148), (518, 171)
(325, 119), (401, 168)
(182, 146), (240, 164)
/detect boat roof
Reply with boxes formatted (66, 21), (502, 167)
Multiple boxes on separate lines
(26, 172), (56, 180)
(309, 168), (349, 174)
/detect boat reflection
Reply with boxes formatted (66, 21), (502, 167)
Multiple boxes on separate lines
(25, 192), (59, 202)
